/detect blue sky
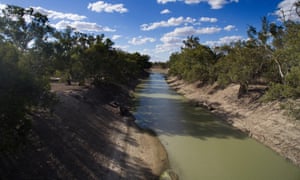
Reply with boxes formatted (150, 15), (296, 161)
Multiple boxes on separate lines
(0, 0), (299, 62)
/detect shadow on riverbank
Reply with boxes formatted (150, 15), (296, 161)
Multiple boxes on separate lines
(0, 83), (168, 180)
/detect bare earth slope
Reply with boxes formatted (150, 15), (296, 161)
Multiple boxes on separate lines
(167, 76), (300, 167)
(0, 83), (168, 179)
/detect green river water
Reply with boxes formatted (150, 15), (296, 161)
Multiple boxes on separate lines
(133, 73), (300, 180)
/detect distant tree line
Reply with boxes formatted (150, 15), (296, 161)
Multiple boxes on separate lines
(0, 5), (151, 152)
(168, 3), (300, 116)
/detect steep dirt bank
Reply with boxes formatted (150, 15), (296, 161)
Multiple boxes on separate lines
(0, 83), (168, 179)
(167, 76), (300, 168)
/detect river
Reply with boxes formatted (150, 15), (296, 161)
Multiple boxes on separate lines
(132, 73), (300, 180)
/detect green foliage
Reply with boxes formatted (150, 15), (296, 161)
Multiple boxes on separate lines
(262, 21), (300, 101)
(0, 5), (53, 51)
(0, 42), (54, 152)
(263, 67), (300, 101)
(167, 9), (300, 103)
(0, 5), (56, 152)
(168, 36), (216, 83)
(262, 83), (293, 101)
(280, 100), (300, 120)
(50, 27), (151, 86)
(213, 57), (232, 88)
(0, 4), (151, 152)
(152, 62), (168, 69)
(215, 41), (273, 97)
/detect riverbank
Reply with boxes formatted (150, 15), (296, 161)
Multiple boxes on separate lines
(0, 82), (169, 179)
(167, 76), (300, 168)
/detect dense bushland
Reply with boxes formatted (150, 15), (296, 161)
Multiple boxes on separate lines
(0, 5), (151, 151)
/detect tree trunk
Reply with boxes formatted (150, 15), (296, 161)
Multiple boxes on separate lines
(66, 72), (72, 85)
(238, 82), (248, 98)
(274, 58), (284, 82)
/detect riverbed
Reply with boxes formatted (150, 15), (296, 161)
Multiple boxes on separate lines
(132, 73), (300, 180)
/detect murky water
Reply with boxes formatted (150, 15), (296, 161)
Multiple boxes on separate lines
(132, 73), (300, 180)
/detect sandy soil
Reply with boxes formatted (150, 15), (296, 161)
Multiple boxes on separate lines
(167, 76), (300, 167)
(0, 83), (168, 179)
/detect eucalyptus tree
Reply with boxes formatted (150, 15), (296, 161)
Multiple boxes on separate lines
(216, 40), (272, 97)
(169, 36), (216, 82)
(217, 13), (300, 98)
(52, 27), (92, 84)
(263, 21), (300, 100)
(168, 52), (182, 77)
(0, 5), (57, 78)
(0, 5), (53, 52)
(0, 41), (55, 152)
(247, 16), (290, 83)
(82, 34), (116, 84)
(182, 35), (200, 49)
(0, 5), (56, 152)
(219, 16), (286, 97)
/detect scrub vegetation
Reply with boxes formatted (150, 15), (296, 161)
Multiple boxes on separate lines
(168, 2), (300, 119)
(0, 5), (151, 152)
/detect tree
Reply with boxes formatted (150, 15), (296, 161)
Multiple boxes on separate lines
(0, 5), (55, 152)
(52, 27), (92, 85)
(169, 36), (216, 83)
(263, 21), (300, 100)
(247, 16), (290, 83)
(0, 42), (53, 152)
(0, 5), (56, 78)
(0, 5), (52, 52)
(0, 4), (154, 152)
(182, 35), (200, 49)
(215, 41), (270, 97)
(295, 0), (300, 17)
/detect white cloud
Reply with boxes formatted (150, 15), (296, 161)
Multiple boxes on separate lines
(156, 34), (182, 52)
(163, 26), (221, 37)
(88, 1), (128, 13)
(200, 17), (218, 23)
(53, 20), (116, 32)
(197, 27), (222, 34)
(155, 43), (180, 53)
(206, 0), (229, 9)
(224, 25), (235, 31)
(160, 9), (171, 14)
(164, 26), (196, 37)
(112, 35), (122, 40)
(0, 3), (7, 10)
(141, 16), (196, 31)
(157, 0), (177, 4)
(113, 44), (129, 51)
(148, 54), (167, 62)
(156, 26), (221, 53)
(32, 7), (86, 21)
(157, 0), (239, 9)
(275, 0), (299, 22)
(1, 4), (115, 34)
(184, 0), (202, 4)
(207, 0), (239, 9)
(1, 4), (87, 22)
(204, 35), (242, 47)
(128, 36), (156, 45)
(160, 35), (182, 44)
(0, 3), (7, 16)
